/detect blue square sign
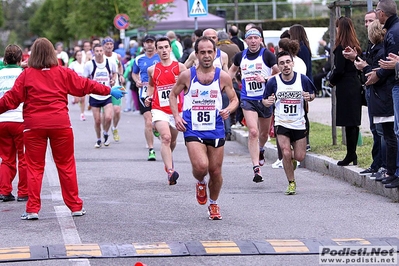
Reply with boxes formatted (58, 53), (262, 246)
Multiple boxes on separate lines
(188, 0), (208, 17)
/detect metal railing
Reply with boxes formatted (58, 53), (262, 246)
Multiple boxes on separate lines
(209, 1), (329, 22)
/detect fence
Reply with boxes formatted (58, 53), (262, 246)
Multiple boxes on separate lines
(209, 1), (330, 22)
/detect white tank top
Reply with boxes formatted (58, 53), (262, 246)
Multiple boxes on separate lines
(274, 73), (306, 130)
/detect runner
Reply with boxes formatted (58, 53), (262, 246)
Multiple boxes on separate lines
(132, 35), (160, 161)
(228, 26), (280, 183)
(145, 37), (187, 185)
(103, 36), (125, 142)
(263, 51), (315, 195)
(169, 36), (238, 220)
(83, 43), (118, 148)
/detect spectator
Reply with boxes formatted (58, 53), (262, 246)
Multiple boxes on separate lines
(229, 25), (245, 51)
(179, 37), (193, 64)
(329, 16), (363, 167)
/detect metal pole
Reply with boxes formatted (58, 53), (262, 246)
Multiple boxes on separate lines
(195, 17), (198, 30)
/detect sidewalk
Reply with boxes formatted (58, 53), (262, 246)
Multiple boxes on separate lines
(231, 96), (399, 201)
(308, 97), (371, 135)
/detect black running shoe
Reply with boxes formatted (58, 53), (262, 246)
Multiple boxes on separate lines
(253, 166), (264, 183)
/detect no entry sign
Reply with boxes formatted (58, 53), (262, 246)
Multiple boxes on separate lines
(114, 14), (130, 30)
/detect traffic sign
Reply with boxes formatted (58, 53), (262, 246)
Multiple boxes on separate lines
(188, 0), (208, 17)
(113, 14), (129, 30)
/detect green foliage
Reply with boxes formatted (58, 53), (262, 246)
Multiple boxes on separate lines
(28, 0), (173, 43)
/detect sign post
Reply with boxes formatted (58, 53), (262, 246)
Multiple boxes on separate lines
(188, 0), (208, 30)
(113, 14), (130, 40)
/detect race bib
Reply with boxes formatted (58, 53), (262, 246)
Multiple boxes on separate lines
(278, 99), (301, 120)
(157, 84), (179, 107)
(140, 82), (148, 98)
(191, 106), (216, 131)
(245, 76), (264, 97)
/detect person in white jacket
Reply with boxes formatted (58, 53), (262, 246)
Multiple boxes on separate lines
(0, 44), (28, 202)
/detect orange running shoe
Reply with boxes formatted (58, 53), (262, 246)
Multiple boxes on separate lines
(208, 204), (222, 220)
(196, 182), (207, 205)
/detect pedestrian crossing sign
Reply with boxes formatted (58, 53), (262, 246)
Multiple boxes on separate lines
(188, 0), (208, 17)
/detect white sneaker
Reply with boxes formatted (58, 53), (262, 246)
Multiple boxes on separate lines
(272, 159), (283, 169)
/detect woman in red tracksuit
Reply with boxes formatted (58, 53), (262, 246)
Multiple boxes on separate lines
(0, 38), (125, 220)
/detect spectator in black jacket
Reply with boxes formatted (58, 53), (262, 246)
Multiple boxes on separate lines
(179, 37), (193, 64)
(229, 25), (245, 51)
(354, 20), (397, 187)
(368, 0), (399, 188)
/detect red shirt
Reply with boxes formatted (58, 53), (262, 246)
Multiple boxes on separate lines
(151, 61), (183, 114)
(0, 66), (111, 129)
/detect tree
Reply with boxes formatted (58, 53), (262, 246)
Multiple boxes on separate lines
(28, 0), (173, 43)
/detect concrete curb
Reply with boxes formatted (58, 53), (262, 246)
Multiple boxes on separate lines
(232, 129), (399, 202)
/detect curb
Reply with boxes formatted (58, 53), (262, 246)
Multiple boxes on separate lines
(232, 129), (399, 202)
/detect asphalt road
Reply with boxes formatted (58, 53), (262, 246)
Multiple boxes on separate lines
(0, 98), (398, 266)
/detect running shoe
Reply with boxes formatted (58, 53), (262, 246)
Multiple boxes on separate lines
(94, 140), (102, 148)
(148, 150), (156, 161)
(71, 208), (86, 217)
(253, 166), (264, 183)
(272, 159), (283, 169)
(292, 159), (298, 171)
(196, 182), (207, 205)
(153, 128), (160, 138)
(80, 113), (86, 121)
(306, 144), (311, 152)
(112, 129), (120, 142)
(168, 170), (179, 185)
(208, 204), (222, 220)
(21, 212), (39, 220)
(104, 133), (110, 146)
(285, 181), (296, 195)
(259, 150), (265, 166)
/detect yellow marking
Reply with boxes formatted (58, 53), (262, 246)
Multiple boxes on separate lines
(65, 244), (101, 257)
(267, 240), (309, 253)
(201, 241), (238, 247)
(133, 242), (172, 255)
(273, 246), (310, 253)
(201, 241), (241, 254)
(135, 249), (172, 255)
(0, 247), (31, 260)
(0, 247), (30, 254)
(333, 238), (371, 245)
(133, 242), (169, 249)
(205, 247), (241, 254)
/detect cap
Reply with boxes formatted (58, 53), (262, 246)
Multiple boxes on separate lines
(143, 35), (156, 42)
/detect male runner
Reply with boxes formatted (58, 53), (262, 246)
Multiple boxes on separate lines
(263, 51), (315, 195)
(170, 36), (238, 220)
(145, 37), (187, 185)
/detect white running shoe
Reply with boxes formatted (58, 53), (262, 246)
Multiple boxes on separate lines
(272, 159), (283, 169)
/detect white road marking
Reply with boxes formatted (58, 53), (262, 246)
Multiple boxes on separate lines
(45, 146), (91, 265)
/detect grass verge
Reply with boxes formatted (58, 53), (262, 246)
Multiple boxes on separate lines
(269, 122), (373, 169)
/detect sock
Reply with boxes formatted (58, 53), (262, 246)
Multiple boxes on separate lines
(198, 180), (206, 184)
(260, 147), (265, 153)
(103, 131), (108, 136)
(289, 180), (295, 183)
(209, 199), (217, 205)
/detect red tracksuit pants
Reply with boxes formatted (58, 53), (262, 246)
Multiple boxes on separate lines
(24, 128), (83, 213)
(0, 122), (28, 197)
